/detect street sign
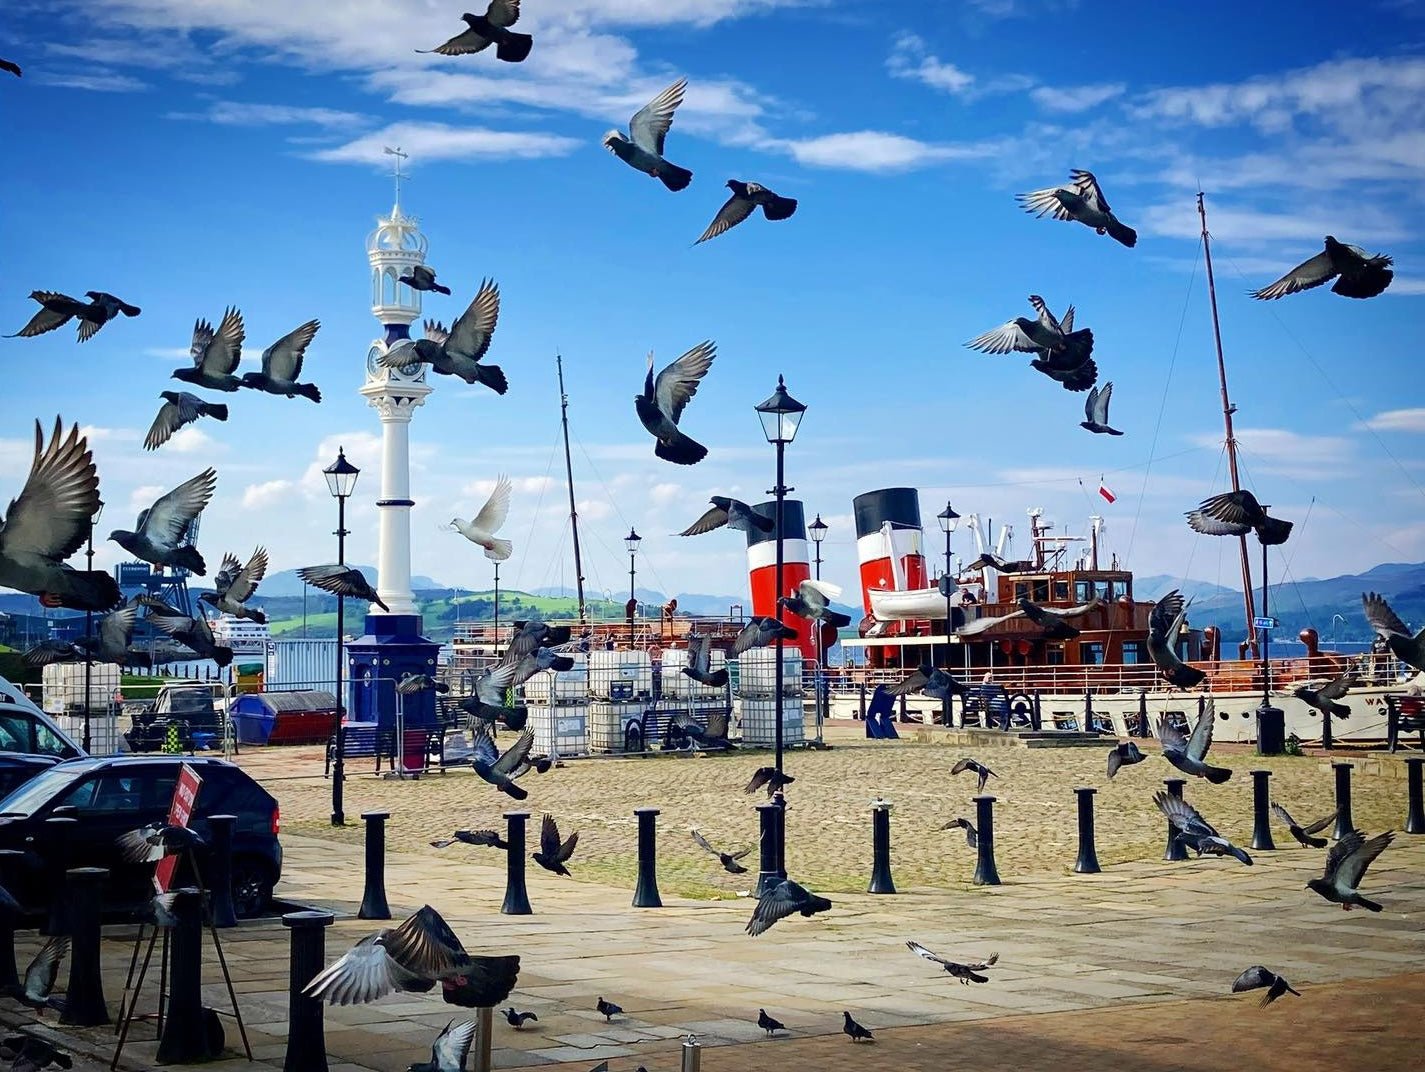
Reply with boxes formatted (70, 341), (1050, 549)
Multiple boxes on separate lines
(1253, 616), (1279, 630)
(154, 763), (203, 893)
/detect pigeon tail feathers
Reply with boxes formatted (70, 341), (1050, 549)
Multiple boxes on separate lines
(298, 383), (322, 404)
(483, 538), (513, 562)
(657, 163), (694, 192)
(495, 32), (533, 62)
(208, 403), (230, 421)
(499, 780), (529, 801)
(1203, 764), (1233, 785)
(171, 546), (206, 576)
(1105, 218), (1137, 248)
(655, 431), (708, 465)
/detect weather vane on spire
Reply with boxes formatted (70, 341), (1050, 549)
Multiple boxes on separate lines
(383, 146), (409, 209)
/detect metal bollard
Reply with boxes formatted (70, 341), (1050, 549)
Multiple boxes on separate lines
(858, 684), (867, 721)
(0, 849), (25, 992)
(1163, 779), (1188, 861)
(41, 817), (78, 936)
(206, 814), (238, 928)
(1136, 691), (1151, 738)
(1248, 770), (1276, 851)
(1031, 692), (1042, 731)
(1073, 787), (1101, 874)
(156, 887), (215, 1063)
(681, 1034), (702, 1072)
(632, 808), (663, 908)
(500, 811), (532, 915)
(281, 910), (334, 1072)
(358, 811), (392, 920)
(472, 1005), (493, 1072)
(755, 802), (781, 897)
(1332, 762), (1355, 841)
(1406, 757), (1425, 835)
(867, 800), (896, 894)
(1083, 689), (1094, 731)
(60, 867), (109, 1027)
(971, 795), (1001, 886)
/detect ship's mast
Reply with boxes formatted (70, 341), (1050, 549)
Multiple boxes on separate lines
(1197, 192), (1259, 658)
(556, 355), (587, 624)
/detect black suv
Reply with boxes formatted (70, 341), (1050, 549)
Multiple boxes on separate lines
(0, 756), (282, 918)
(0, 753), (60, 798)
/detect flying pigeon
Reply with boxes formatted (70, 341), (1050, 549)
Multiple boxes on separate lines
(0, 1034), (72, 1072)
(173, 307), (244, 392)
(746, 878), (832, 936)
(636, 342), (716, 465)
(1081, 382), (1123, 435)
(906, 941), (999, 984)
(889, 664), (968, 701)
(297, 565), (390, 610)
(1154, 790), (1252, 865)
(240, 319), (322, 402)
(1016, 170), (1137, 248)
(940, 816), (977, 849)
(199, 547), (269, 622)
(72, 291), (141, 342)
(2, 938), (68, 1015)
(1294, 675), (1352, 719)
(417, 2), (532, 63)
(144, 391), (228, 451)
(398, 674), (450, 695)
(399, 265), (452, 295)
(745, 766), (794, 798)
(24, 602), (142, 668)
(679, 496), (773, 536)
(109, 468), (216, 576)
(452, 475), (513, 561)
(1362, 592), (1425, 673)
(304, 905), (520, 1008)
(681, 633), (729, 688)
(671, 711), (735, 751)
(691, 829), (750, 874)
(1307, 829), (1393, 911)
(1251, 237), (1393, 300)
(1147, 589), (1205, 689)
(117, 822), (207, 864)
(603, 78), (692, 192)
(532, 813), (579, 876)
(431, 829), (508, 851)
(407, 1019), (477, 1072)
(1186, 490), (1293, 546)
(7, 291), (90, 339)
(383, 284), (506, 394)
(694, 181), (798, 244)
(1231, 966), (1300, 1007)
(1013, 595), (1104, 640)
(596, 997), (622, 1022)
(966, 295), (1095, 389)
(470, 724), (540, 797)
(501, 620), (573, 663)
(963, 551), (1034, 574)
(1160, 702), (1230, 783)
(756, 1009), (786, 1036)
(1270, 803), (1337, 849)
(0, 60), (20, 77)
(503, 1007), (538, 1028)
(462, 651), (566, 729)
(950, 757), (997, 793)
(779, 579), (852, 628)
(140, 599), (234, 667)
(0, 418), (121, 612)
(1107, 740), (1147, 779)
(731, 615), (797, 655)
(841, 1011), (873, 1043)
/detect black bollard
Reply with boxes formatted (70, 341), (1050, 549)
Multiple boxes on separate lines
(1322, 700), (1336, 751)
(41, 817), (78, 936)
(500, 811), (532, 915)
(1249, 770), (1276, 851)
(1073, 787), (1101, 874)
(0, 849), (25, 992)
(206, 814), (238, 928)
(632, 807), (663, 908)
(358, 811), (392, 921)
(281, 910), (334, 1072)
(1332, 762), (1355, 841)
(897, 692), (907, 723)
(1136, 691), (1150, 738)
(1405, 757), (1425, 835)
(971, 795), (1001, 886)
(867, 800), (896, 894)
(60, 867), (109, 1027)
(156, 887), (216, 1063)
(858, 684), (867, 721)
(1163, 779), (1189, 861)
(755, 802), (781, 897)
(1031, 692), (1042, 731)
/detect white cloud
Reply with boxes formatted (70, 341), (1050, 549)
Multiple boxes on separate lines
(308, 122), (581, 166)
(1191, 426), (1355, 478)
(176, 101), (368, 128)
(1360, 408), (1425, 433)
(1030, 83), (1125, 113)
(887, 33), (976, 95)
(163, 426), (219, 455)
(649, 482), (684, 506)
(1387, 277), (1425, 296)
(126, 485), (165, 513)
(242, 479), (296, 509)
(1138, 200), (1409, 246)
(144, 347), (192, 360)
(31, 71), (149, 93)
(78, 426), (140, 444)
(770, 130), (1003, 172)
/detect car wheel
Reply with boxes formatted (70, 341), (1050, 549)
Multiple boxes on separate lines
(230, 857), (274, 919)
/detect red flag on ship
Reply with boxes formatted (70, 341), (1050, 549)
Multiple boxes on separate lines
(1098, 483), (1116, 504)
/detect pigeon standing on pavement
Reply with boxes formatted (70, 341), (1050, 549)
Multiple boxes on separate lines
(966, 295), (1096, 391)
(1293, 675), (1352, 719)
(1160, 702), (1231, 784)
(2, 937), (68, 1015)
(694, 181), (798, 244)
(731, 616), (798, 655)
(678, 496), (774, 536)
(144, 391), (229, 451)
(636, 342), (716, 465)
(1016, 170), (1137, 248)
(1187, 490), (1293, 546)
(400, 265), (453, 295)
(296, 565), (390, 611)
(745, 767), (794, 798)
(7, 291), (90, 339)
(140, 598), (234, 667)
(417, 2), (533, 63)
(779, 579), (852, 629)
(407, 1019), (477, 1072)
(842, 1011), (873, 1043)
(383, 284), (507, 394)
(172, 307), (244, 392)
(746, 879), (832, 936)
(940, 817), (977, 848)
(1147, 589), (1206, 689)
(1231, 966), (1301, 1007)
(451, 476), (514, 562)
(199, 547), (269, 622)
(691, 829), (750, 874)
(1270, 803), (1337, 849)
(0, 419), (121, 612)
(603, 78), (693, 192)
(757, 1009), (786, 1036)
(890, 665), (968, 702)
(596, 997), (622, 1022)
(1153, 791), (1253, 865)
(950, 757), (997, 793)
(1250, 237), (1393, 300)
(1361, 592), (1425, 673)
(109, 469), (216, 575)
(1107, 740), (1147, 779)
(240, 319), (322, 402)
(906, 941), (999, 984)
(532, 814), (579, 876)
(503, 1007), (538, 1028)
(1081, 382), (1123, 435)
(681, 633), (729, 688)
(1306, 829), (1394, 911)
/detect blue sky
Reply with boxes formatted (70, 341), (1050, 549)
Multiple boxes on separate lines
(3, 0), (1423, 617)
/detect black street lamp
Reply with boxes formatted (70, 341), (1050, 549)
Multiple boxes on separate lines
(82, 500), (103, 754)
(324, 447), (360, 827)
(624, 528), (641, 647)
(937, 502), (960, 727)
(808, 513), (828, 741)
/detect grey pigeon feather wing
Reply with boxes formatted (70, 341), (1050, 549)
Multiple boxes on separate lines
(539, 813), (560, 858)
(477, 662), (519, 704)
(1270, 802), (1298, 829)
(1333, 830), (1393, 890)
(491, 728), (535, 778)
(746, 880), (809, 936)
(653, 340), (716, 423)
(1363, 592), (1409, 637)
(23, 936), (67, 1001)
(1016, 180), (1076, 221)
(488, 0), (520, 27)
(1158, 718), (1188, 753)
(226, 547), (268, 603)
(1071, 170), (1111, 213)
(304, 935), (422, 1004)
(447, 280), (500, 361)
(1319, 675), (1351, 700)
(690, 829), (719, 857)
(1299, 810), (1338, 836)
(431, 1020), (477, 1071)
(687, 632), (711, 672)
(198, 307), (244, 375)
(212, 553), (241, 596)
(888, 668), (929, 696)
(966, 321), (1036, 355)
(628, 77), (686, 156)
(99, 602), (139, 652)
(2, 418), (100, 561)
(139, 469), (217, 546)
(1186, 702), (1215, 760)
(1232, 965), (1273, 993)
(906, 940), (950, 967)
(1252, 249), (1336, 300)
(1187, 511), (1251, 536)
(679, 503), (728, 536)
(262, 319), (319, 380)
(383, 906), (470, 977)
(695, 194), (757, 244)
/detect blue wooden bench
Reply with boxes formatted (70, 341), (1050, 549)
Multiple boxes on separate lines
(325, 723), (448, 776)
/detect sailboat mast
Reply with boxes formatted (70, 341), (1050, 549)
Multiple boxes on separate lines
(1197, 192), (1259, 657)
(556, 354), (587, 624)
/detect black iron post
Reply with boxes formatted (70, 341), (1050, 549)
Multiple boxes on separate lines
(773, 438), (787, 792)
(810, 514), (827, 742)
(156, 888), (213, 1063)
(281, 910), (334, 1072)
(1332, 762), (1354, 841)
(0, 849), (23, 991)
(632, 807), (663, 908)
(1405, 757), (1425, 835)
(207, 814), (238, 928)
(1163, 778), (1189, 861)
(358, 811), (392, 920)
(500, 811), (532, 915)
(1249, 770), (1276, 851)
(867, 800), (896, 894)
(331, 490), (349, 827)
(1084, 689), (1094, 732)
(943, 514), (953, 728)
(41, 816), (78, 936)
(755, 801), (781, 898)
(971, 795), (1001, 886)
(60, 867), (109, 1027)
(858, 683), (867, 720)
(1073, 787), (1101, 874)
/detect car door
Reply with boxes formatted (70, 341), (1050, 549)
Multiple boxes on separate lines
(44, 766), (178, 905)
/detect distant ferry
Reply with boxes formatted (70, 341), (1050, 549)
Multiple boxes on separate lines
(210, 615), (270, 657)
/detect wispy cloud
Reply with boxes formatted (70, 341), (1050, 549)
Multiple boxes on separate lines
(1030, 83), (1125, 113)
(30, 70), (149, 93)
(1387, 277), (1425, 296)
(171, 101), (369, 128)
(769, 130), (1007, 172)
(887, 32), (976, 95)
(242, 479), (296, 509)
(1359, 408), (1425, 433)
(308, 122), (581, 166)
(144, 346), (192, 360)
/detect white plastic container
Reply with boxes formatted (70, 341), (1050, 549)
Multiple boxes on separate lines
(738, 696), (806, 748)
(41, 663), (121, 715)
(588, 700), (647, 752)
(522, 652), (590, 704)
(734, 649), (803, 698)
(588, 649), (654, 702)
(528, 703), (588, 758)
(660, 647), (728, 700)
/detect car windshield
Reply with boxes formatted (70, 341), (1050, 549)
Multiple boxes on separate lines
(0, 711), (75, 757)
(0, 764), (87, 816)
(158, 690), (214, 714)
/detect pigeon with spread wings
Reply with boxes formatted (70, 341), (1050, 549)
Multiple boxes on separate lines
(199, 547), (269, 623)
(1147, 589), (1205, 689)
(906, 941), (999, 984)
(173, 307), (244, 392)
(681, 633), (729, 688)
(1160, 701), (1230, 783)
(383, 283), (506, 394)
(1081, 382), (1123, 435)
(603, 78), (692, 192)
(144, 391), (228, 451)
(745, 766), (794, 798)
(679, 496), (773, 537)
(745, 878), (831, 936)
(779, 579), (852, 629)
(1270, 803), (1337, 849)
(417, 2), (532, 62)
(636, 341), (716, 465)
(889, 664), (968, 701)
(1232, 966), (1300, 1007)
(1251, 237), (1392, 300)
(1016, 170), (1137, 248)
(400, 265), (452, 295)
(532, 814), (579, 876)
(23, 601), (142, 668)
(109, 469), (216, 576)
(2, 937), (68, 1015)
(1186, 490), (1293, 546)
(1154, 790), (1252, 865)
(296, 565), (389, 611)
(695, 181), (798, 244)
(7, 291), (91, 340)
(241, 319), (322, 402)
(950, 757), (997, 793)
(731, 616), (797, 655)
(470, 724), (536, 799)
(966, 295), (1096, 391)
(141, 598), (234, 667)
(452, 475), (513, 561)
(691, 829), (750, 874)
(1307, 829), (1393, 911)
(1362, 591), (1425, 673)
(1293, 675), (1352, 719)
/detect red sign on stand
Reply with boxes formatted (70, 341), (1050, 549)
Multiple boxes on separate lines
(154, 763), (203, 893)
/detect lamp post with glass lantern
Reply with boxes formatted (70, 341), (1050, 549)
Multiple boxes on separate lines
(808, 513), (828, 740)
(82, 501), (103, 754)
(625, 528), (641, 647)
(937, 502), (960, 726)
(324, 448), (360, 826)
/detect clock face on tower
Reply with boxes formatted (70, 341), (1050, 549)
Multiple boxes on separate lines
(367, 342), (421, 379)
(366, 344), (385, 377)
